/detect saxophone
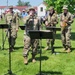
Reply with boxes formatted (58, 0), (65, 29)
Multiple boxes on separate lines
(61, 17), (68, 30)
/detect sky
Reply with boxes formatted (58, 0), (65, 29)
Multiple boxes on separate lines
(0, 0), (43, 6)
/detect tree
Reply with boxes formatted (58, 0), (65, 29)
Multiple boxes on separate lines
(17, 0), (23, 6)
(44, 0), (75, 13)
(17, 0), (31, 6)
(24, 2), (31, 6)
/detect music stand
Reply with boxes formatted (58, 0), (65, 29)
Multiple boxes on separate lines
(19, 26), (25, 30)
(28, 30), (53, 75)
(46, 27), (61, 31)
(5, 22), (15, 75)
(0, 24), (8, 50)
(46, 27), (61, 53)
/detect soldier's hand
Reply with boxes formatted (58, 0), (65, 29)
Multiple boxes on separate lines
(45, 21), (49, 26)
(16, 29), (18, 32)
(64, 20), (67, 23)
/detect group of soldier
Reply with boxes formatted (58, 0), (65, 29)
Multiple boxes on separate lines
(45, 5), (73, 53)
(5, 6), (19, 52)
(4, 5), (73, 65)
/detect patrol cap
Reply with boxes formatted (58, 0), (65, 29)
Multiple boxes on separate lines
(28, 7), (35, 12)
(49, 6), (54, 10)
(9, 5), (13, 9)
(63, 5), (68, 10)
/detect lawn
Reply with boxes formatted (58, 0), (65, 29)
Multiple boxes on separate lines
(0, 18), (75, 75)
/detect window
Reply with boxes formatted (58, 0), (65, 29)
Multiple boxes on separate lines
(40, 7), (43, 12)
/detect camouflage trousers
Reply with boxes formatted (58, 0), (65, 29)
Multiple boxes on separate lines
(23, 35), (39, 57)
(46, 30), (56, 47)
(7, 26), (17, 48)
(61, 26), (71, 49)
(8, 37), (16, 48)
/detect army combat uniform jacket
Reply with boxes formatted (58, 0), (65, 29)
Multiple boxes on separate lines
(45, 12), (58, 27)
(5, 11), (19, 38)
(60, 12), (73, 49)
(23, 14), (40, 57)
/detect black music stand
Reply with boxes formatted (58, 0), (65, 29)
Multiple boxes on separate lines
(0, 24), (8, 50)
(5, 21), (15, 75)
(28, 30), (53, 75)
(46, 27), (61, 53)
(19, 26), (25, 30)
(46, 27), (61, 31)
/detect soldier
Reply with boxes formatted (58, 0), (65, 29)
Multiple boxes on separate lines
(60, 5), (73, 53)
(23, 7), (40, 65)
(21, 9), (28, 18)
(5, 6), (19, 51)
(44, 6), (58, 50)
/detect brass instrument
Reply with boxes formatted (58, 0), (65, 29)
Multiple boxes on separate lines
(61, 18), (68, 30)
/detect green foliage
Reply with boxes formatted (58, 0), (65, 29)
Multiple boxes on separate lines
(17, 0), (31, 6)
(44, 0), (75, 13)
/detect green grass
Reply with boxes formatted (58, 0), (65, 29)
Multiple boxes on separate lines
(0, 19), (75, 75)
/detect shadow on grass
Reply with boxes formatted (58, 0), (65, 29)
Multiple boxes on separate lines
(1, 46), (24, 51)
(14, 46), (23, 50)
(38, 46), (45, 49)
(4, 72), (16, 75)
(44, 46), (62, 51)
(28, 56), (49, 62)
(71, 32), (75, 40)
(71, 47), (75, 51)
(55, 32), (75, 40)
(37, 71), (62, 75)
(54, 46), (62, 49)
(55, 33), (61, 39)
(54, 47), (75, 54)
(55, 52), (67, 54)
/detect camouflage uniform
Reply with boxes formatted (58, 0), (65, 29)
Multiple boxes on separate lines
(5, 6), (19, 50)
(60, 5), (73, 52)
(45, 6), (58, 50)
(23, 8), (40, 64)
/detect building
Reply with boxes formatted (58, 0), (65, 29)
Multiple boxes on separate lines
(37, 2), (47, 17)
(0, 6), (28, 15)
(0, 2), (47, 17)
